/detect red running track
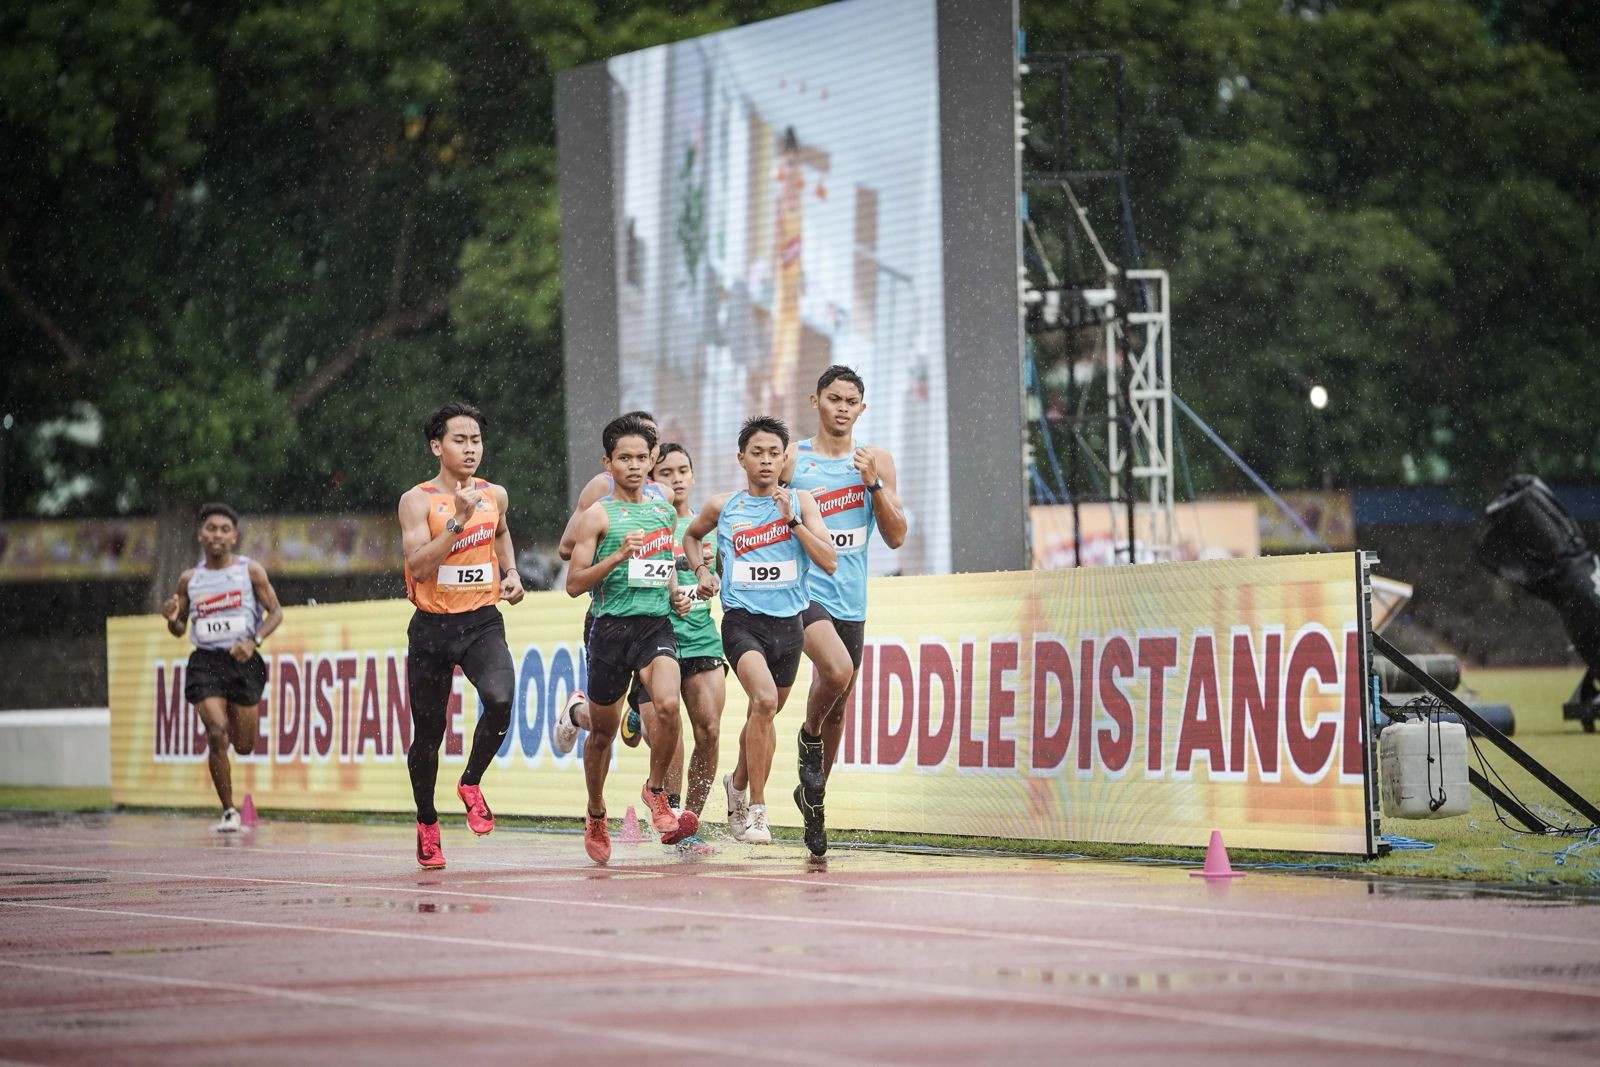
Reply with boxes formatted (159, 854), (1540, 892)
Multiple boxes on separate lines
(1, 811), (1599, 1065)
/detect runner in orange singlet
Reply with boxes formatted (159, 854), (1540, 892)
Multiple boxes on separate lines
(397, 402), (525, 869)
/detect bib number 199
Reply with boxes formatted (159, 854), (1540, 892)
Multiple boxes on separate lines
(732, 558), (798, 588)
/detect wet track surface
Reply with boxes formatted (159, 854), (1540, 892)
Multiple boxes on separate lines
(2, 811), (1599, 1065)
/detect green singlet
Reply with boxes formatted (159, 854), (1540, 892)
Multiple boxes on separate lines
(672, 514), (724, 660)
(592, 499), (678, 618)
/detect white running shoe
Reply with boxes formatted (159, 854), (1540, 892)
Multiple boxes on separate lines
(213, 808), (241, 833)
(744, 803), (771, 844)
(553, 690), (584, 755)
(723, 772), (750, 841)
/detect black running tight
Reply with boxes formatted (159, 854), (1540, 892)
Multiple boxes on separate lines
(405, 607), (515, 824)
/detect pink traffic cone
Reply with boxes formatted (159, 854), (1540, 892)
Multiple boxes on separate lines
(239, 793), (259, 828)
(1190, 829), (1244, 879)
(617, 804), (645, 844)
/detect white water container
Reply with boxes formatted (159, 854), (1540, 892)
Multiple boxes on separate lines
(1380, 719), (1470, 819)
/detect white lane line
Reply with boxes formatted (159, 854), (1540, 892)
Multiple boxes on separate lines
(5, 828), (1599, 950)
(0, 898), (1588, 1067)
(4, 859), (1599, 1004)
(699, 870), (1600, 950)
(0, 957), (879, 1067)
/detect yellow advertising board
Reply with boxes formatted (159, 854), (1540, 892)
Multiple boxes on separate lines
(108, 553), (1376, 854)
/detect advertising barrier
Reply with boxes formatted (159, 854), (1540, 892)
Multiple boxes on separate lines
(108, 553), (1375, 854)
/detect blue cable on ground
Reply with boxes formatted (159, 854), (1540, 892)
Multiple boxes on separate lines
(1171, 392), (1330, 551)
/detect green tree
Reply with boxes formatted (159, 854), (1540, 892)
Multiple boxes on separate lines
(0, 0), (814, 606)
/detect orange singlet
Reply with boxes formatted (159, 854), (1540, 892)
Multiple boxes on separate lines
(406, 479), (501, 614)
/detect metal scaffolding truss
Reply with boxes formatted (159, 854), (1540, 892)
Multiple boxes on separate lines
(1105, 269), (1176, 561)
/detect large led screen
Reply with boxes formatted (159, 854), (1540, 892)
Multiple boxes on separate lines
(572, 0), (950, 575)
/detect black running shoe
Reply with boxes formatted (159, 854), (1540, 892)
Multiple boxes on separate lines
(794, 783), (827, 857)
(797, 728), (826, 798)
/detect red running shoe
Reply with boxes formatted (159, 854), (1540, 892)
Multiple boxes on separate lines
(416, 821), (446, 869)
(660, 809), (700, 845)
(456, 779), (494, 836)
(584, 812), (611, 864)
(640, 783), (680, 834)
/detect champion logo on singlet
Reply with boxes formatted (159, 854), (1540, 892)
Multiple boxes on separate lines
(635, 525), (675, 558)
(814, 484), (867, 516)
(449, 524), (495, 554)
(732, 518), (792, 556)
(195, 590), (243, 617)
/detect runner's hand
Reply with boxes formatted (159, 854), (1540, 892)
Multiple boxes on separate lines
(672, 588), (694, 617)
(228, 639), (255, 664)
(854, 447), (879, 486)
(160, 594), (183, 623)
(697, 570), (720, 601)
(501, 569), (525, 606)
(617, 529), (645, 558)
(453, 480), (483, 523)
(773, 485), (793, 522)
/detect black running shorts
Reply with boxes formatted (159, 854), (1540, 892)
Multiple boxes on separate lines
(185, 647), (268, 707)
(801, 600), (866, 671)
(587, 614), (676, 706)
(721, 607), (805, 688)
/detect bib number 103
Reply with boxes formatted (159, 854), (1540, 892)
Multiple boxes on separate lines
(731, 559), (798, 588)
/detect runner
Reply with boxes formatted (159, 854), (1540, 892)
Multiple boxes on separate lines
(556, 410), (669, 751)
(681, 415), (836, 844)
(161, 502), (284, 832)
(783, 365), (907, 855)
(609, 442), (722, 853)
(562, 414), (684, 864)
(397, 402), (525, 869)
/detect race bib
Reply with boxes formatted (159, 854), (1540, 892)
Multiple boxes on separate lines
(437, 562), (495, 588)
(826, 524), (869, 553)
(731, 558), (799, 588)
(628, 557), (673, 588)
(194, 615), (246, 642)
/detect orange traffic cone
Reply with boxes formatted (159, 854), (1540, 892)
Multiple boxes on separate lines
(239, 793), (259, 828)
(617, 804), (645, 844)
(1189, 829), (1244, 879)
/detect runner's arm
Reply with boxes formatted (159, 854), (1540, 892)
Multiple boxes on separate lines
(566, 505), (639, 596)
(863, 447), (908, 549)
(247, 561), (283, 646)
(399, 489), (458, 581)
(492, 485), (525, 604)
(793, 489), (838, 575)
(557, 473), (614, 562)
(162, 570), (194, 638)
(680, 495), (726, 599)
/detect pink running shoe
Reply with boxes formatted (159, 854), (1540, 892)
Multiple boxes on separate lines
(416, 821), (446, 869)
(456, 779), (494, 836)
(660, 809), (700, 845)
(584, 812), (611, 864)
(640, 783), (680, 835)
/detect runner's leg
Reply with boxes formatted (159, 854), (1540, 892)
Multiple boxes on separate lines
(681, 667), (724, 815)
(197, 697), (234, 810)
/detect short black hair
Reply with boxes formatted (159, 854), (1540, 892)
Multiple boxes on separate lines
(816, 364), (864, 397)
(738, 415), (789, 451)
(603, 414), (658, 457)
(423, 402), (486, 442)
(621, 409), (656, 425)
(197, 502), (240, 528)
(656, 441), (692, 471)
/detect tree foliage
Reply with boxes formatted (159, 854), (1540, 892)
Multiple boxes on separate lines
(1026, 0), (1600, 493)
(2, 0), (1596, 549)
